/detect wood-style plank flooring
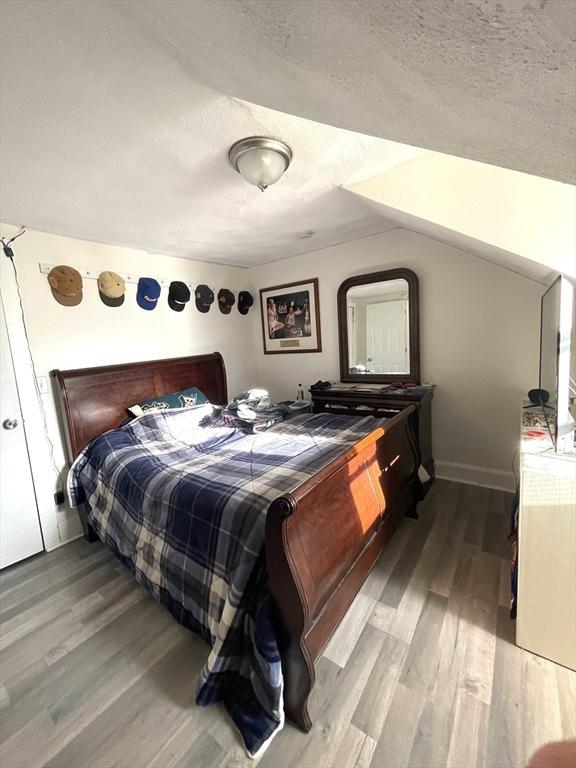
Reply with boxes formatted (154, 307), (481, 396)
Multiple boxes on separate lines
(1, 480), (574, 768)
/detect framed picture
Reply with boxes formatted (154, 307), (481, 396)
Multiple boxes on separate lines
(260, 278), (322, 354)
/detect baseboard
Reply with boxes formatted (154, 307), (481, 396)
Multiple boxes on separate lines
(46, 514), (85, 550)
(45, 533), (84, 552)
(435, 460), (516, 493)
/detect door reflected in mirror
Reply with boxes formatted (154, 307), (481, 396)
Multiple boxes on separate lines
(346, 279), (409, 375)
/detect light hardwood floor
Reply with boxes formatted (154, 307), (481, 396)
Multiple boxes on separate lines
(1, 480), (574, 768)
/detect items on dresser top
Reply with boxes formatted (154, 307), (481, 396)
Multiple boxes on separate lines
(325, 382), (432, 397)
(521, 401), (555, 451)
(311, 380), (332, 391)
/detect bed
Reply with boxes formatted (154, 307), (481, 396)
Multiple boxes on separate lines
(52, 352), (421, 752)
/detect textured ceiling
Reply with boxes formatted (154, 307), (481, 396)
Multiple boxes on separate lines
(124, 0), (576, 184)
(1, 0), (574, 271)
(0, 0), (422, 266)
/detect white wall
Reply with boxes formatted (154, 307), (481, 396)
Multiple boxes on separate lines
(249, 229), (543, 490)
(0, 223), (544, 554)
(0, 224), (254, 548)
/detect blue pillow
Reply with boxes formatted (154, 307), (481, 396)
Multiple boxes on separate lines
(128, 386), (209, 416)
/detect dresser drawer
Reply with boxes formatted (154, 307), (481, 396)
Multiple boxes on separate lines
(310, 384), (435, 495)
(313, 401), (402, 419)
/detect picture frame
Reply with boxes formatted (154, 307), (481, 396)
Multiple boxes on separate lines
(259, 278), (322, 354)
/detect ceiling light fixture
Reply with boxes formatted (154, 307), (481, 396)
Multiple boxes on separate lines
(228, 136), (293, 192)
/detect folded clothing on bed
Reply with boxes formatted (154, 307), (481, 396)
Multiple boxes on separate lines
(67, 407), (385, 757)
(222, 388), (293, 432)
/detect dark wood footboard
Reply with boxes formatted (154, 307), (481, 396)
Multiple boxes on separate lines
(265, 405), (420, 731)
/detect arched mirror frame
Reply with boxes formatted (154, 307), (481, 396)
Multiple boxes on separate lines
(337, 267), (420, 384)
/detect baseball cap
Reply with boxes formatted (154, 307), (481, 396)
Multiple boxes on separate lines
(98, 271), (125, 307)
(136, 277), (161, 310)
(218, 289), (235, 315)
(168, 281), (191, 312)
(195, 284), (214, 313)
(238, 290), (253, 315)
(47, 265), (83, 307)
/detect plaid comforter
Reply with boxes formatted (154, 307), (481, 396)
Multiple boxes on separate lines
(67, 405), (384, 756)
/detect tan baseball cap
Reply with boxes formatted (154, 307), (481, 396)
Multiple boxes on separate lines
(98, 271), (125, 307)
(47, 265), (83, 307)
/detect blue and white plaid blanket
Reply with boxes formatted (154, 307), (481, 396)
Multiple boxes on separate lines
(67, 405), (384, 756)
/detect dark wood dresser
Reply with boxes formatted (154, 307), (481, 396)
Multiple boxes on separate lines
(310, 383), (435, 491)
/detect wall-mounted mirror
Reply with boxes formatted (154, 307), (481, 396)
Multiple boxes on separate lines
(337, 268), (420, 383)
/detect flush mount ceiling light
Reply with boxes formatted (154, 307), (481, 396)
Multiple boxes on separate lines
(228, 136), (293, 192)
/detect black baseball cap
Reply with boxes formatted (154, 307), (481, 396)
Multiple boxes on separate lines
(238, 291), (253, 315)
(195, 284), (214, 313)
(168, 281), (191, 312)
(218, 289), (235, 315)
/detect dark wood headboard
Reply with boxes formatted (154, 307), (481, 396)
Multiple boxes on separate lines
(51, 352), (227, 463)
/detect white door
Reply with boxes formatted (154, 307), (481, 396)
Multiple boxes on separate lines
(366, 300), (409, 374)
(0, 296), (43, 568)
(347, 304), (356, 365)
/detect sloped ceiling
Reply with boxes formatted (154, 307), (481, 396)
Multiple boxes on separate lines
(0, 0), (574, 275)
(124, 0), (576, 184)
(346, 151), (576, 284)
(351, 197), (560, 285)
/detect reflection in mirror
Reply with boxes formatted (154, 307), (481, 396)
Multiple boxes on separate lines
(346, 279), (409, 375)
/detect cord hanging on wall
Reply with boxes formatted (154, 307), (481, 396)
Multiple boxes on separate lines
(1, 226), (26, 259)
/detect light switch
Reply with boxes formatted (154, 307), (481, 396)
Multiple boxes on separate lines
(36, 376), (48, 395)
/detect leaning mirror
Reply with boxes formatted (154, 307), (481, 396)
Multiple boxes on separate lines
(337, 268), (420, 384)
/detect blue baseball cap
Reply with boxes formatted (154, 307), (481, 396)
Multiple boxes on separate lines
(137, 277), (161, 310)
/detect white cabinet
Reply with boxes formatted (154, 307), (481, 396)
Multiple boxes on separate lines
(517, 447), (576, 670)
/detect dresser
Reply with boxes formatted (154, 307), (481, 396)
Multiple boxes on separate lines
(310, 383), (435, 491)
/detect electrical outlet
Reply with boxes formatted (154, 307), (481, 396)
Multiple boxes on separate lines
(36, 376), (48, 395)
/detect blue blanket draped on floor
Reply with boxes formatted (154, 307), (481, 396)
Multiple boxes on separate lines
(67, 404), (384, 756)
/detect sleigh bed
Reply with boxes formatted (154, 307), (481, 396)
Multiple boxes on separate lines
(51, 352), (421, 737)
